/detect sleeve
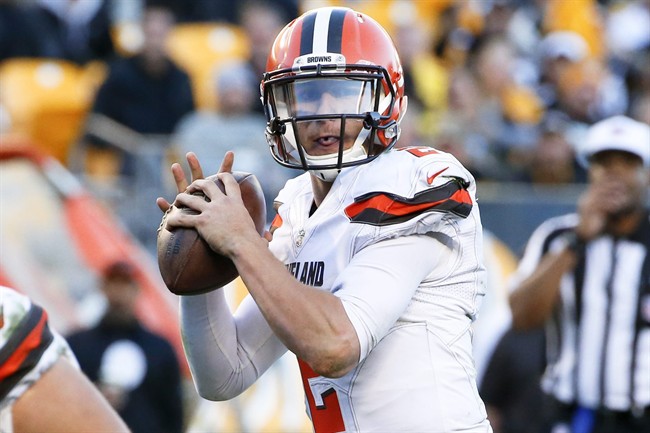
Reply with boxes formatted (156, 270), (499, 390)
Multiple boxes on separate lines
(333, 234), (448, 362)
(0, 287), (78, 407)
(179, 288), (288, 400)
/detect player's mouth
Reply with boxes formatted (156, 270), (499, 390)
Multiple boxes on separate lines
(304, 134), (344, 156)
(315, 135), (340, 146)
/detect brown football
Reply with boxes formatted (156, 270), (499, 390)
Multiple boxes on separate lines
(157, 172), (266, 295)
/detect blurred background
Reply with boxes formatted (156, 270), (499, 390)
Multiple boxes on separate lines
(0, 0), (647, 432)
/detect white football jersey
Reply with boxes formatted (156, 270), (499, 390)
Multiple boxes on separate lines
(268, 146), (491, 433)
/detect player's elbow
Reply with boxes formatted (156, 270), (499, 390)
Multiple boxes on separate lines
(307, 334), (359, 378)
(194, 383), (243, 402)
(192, 375), (247, 402)
(311, 356), (355, 378)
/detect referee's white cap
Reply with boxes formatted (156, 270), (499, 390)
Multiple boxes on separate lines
(580, 115), (650, 168)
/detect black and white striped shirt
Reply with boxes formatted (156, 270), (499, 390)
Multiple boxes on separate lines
(509, 210), (650, 412)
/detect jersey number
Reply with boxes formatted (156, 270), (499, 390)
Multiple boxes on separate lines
(298, 358), (345, 433)
(397, 146), (440, 158)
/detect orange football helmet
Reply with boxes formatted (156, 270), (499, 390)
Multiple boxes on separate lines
(261, 7), (407, 181)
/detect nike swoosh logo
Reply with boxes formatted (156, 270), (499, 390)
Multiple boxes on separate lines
(427, 167), (449, 184)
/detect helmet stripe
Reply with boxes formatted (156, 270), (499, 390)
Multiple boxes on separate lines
(299, 11), (317, 55)
(301, 8), (346, 55)
(326, 9), (346, 53)
(312, 8), (332, 53)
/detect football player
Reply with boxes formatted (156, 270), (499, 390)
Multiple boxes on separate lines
(0, 286), (129, 433)
(159, 7), (492, 432)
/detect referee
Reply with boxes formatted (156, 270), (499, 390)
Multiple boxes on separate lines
(508, 115), (650, 433)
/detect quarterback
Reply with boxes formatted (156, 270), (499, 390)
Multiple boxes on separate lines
(160, 7), (492, 432)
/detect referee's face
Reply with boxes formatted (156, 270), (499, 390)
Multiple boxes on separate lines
(589, 150), (650, 215)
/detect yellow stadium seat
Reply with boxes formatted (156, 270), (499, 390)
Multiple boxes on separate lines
(166, 23), (250, 110)
(0, 58), (105, 164)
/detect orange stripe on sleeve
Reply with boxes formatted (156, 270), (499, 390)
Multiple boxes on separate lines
(0, 309), (48, 382)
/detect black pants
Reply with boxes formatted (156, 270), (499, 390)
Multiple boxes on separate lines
(543, 397), (650, 433)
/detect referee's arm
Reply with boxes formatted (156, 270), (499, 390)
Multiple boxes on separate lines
(509, 185), (606, 330)
(508, 246), (578, 330)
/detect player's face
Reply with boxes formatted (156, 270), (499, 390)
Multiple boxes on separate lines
(275, 78), (374, 157)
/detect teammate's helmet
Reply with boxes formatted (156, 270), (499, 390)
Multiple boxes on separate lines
(262, 7), (407, 181)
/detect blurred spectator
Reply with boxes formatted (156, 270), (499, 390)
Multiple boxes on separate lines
(631, 92), (650, 125)
(435, 66), (502, 180)
(33, 0), (116, 65)
(83, 0), (195, 176)
(66, 261), (184, 433)
(239, 0), (288, 114)
(606, 1), (650, 120)
(0, 0), (43, 61)
(537, 30), (590, 111)
(104, 0), (298, 24)
(480, 0), (518, 38)
(555, 57), (628, 123)
(480, 327), (546, 433)
(523, 111), (587, 184)
(172, 60), (293, 220)
(542, 0), (604, 59)
(468, 35), (542, 180)
(605, 0), (650, 61)
(393, 18), (448, 137)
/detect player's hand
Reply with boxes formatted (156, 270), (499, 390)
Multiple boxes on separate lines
(156, 151), (234, 213)
(576, 180), (628, 240)
(170, 172), (261, 257)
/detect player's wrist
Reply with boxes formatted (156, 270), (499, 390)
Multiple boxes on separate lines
(227, 231), (269, 259)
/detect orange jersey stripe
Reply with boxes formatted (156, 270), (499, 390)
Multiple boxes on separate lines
(345, 179), (472, 225)
(0, 306), (53, 396)
(270, 213), (283, 235)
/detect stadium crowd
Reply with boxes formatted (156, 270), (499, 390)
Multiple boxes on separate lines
(0, 0), (648, 432)
(1, 0), (647, 186)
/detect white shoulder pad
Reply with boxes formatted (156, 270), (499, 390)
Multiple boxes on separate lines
(342, 147), (479, 252)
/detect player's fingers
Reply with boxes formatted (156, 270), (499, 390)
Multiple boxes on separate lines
(156, 197), (171, 213)
(171, 163), (189, 193)
(217, 173), (242, 199)
(219, 151), (235, 173)
(164, 205), (196, 229)
(186, 152), (205, 182)
(187, 178), (220, 196)
(174, 191), (207, 212)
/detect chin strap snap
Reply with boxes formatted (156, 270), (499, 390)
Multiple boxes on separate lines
(363, 112), (381, 129)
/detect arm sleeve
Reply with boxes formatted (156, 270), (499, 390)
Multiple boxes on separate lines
(334, 234), (446, 362)
(179, 288), (288, 400)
